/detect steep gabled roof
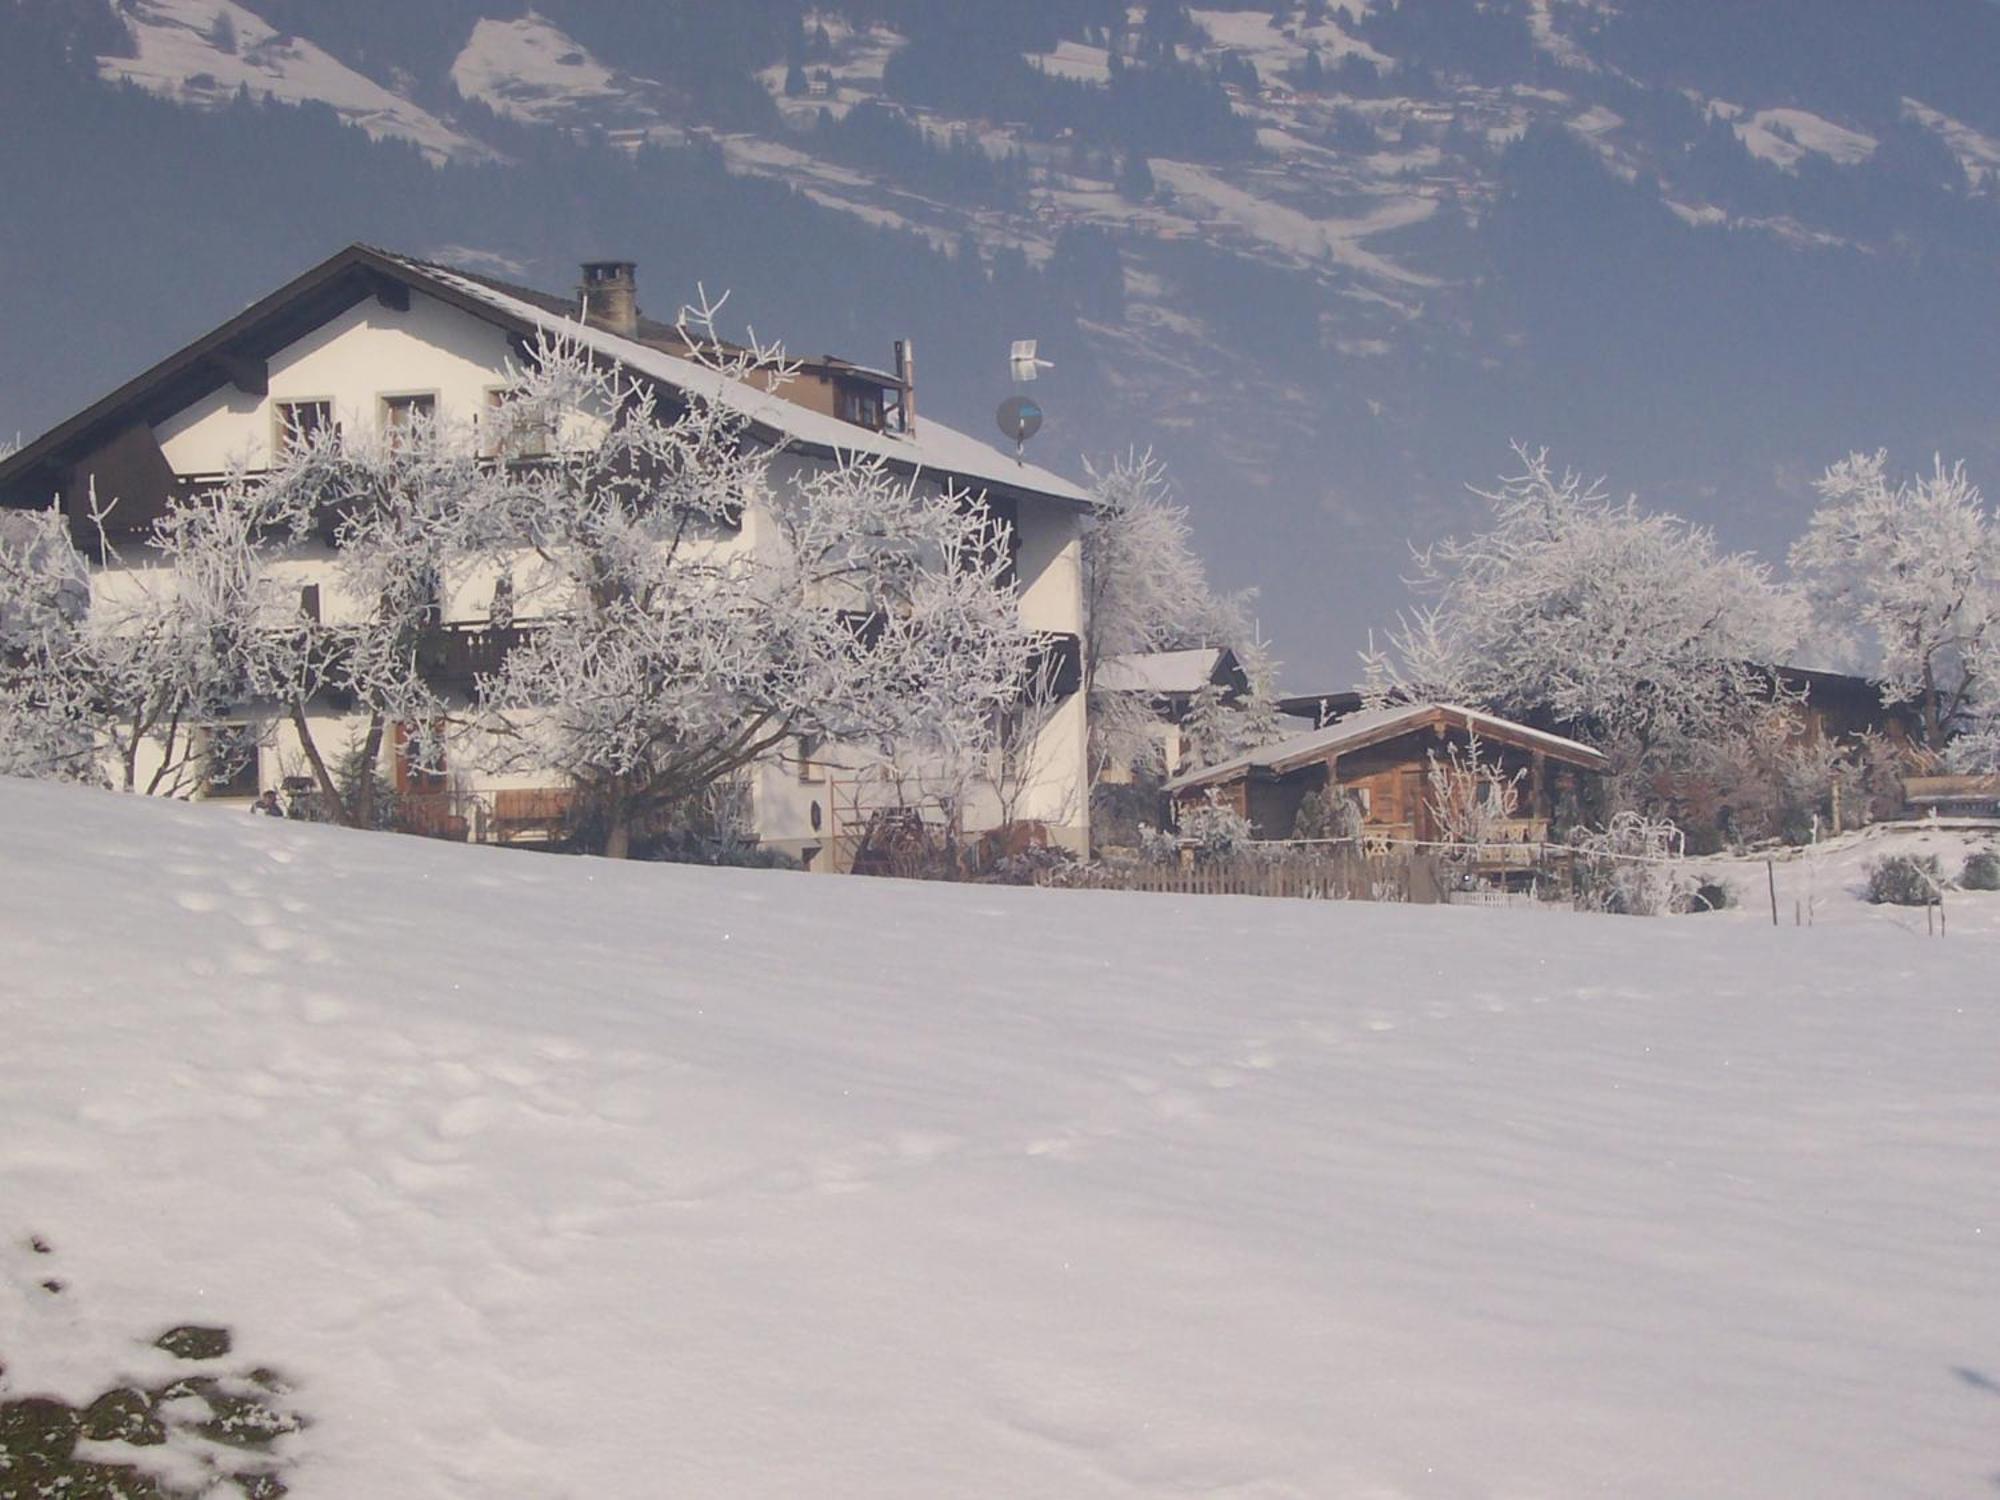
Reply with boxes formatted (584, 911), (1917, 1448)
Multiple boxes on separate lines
(1165, 702), (1608, 793)
(0, 243), (1092, 514)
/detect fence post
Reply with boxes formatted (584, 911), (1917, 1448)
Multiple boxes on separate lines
(1766, 859), (1779, 927)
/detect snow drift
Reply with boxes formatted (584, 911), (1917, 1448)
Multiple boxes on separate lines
(1, 778), (1995, 1497)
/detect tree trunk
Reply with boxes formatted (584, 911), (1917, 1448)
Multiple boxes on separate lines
(290, 701), (343, 821)
(604, 815), (631, 860)
(352, 712), (387, 829)
(602, 777), (632, 860)
(1921, 661), (1946, 752)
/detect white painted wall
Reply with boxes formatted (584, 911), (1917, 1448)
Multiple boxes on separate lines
(155, 291), (519, 473)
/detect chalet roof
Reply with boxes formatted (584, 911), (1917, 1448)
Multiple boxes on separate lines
(0, 243), (1092, 515)
(381, 252), (1094, 509)
(1094, 647), (1240, 697)
(1165, 701), (1608, 793)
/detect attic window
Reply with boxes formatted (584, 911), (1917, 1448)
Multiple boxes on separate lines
(836, 385), (884, 430)
(273, 399), (333, 458)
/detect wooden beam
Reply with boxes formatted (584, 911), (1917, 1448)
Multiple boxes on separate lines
(213, 350), (267, 398)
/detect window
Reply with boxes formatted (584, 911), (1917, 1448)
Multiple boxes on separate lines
(836, 385), (884, 430)
(796, 735), (825, 784)
(483, 386), (551, 460)
(381, 392), (437, 450)
(201, 724), (260, 799)
(273, 399), (333, 458)
(298, 584), (321, 622)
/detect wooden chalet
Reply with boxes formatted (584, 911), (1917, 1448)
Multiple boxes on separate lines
(1165, 702), (1609, 845)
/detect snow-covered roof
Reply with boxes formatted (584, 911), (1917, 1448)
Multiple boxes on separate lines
(1166, 701), (1608, 792)
(1094, 647), (1236, 696)
(384, 253), (1094, 510)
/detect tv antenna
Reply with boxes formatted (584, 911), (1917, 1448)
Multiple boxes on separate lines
(998, 338), (1051, 461)
(1009, 339), (1054, 383)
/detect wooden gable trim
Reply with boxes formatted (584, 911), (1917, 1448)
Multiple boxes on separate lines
(212, 350), (268, 398)
(1264, 707), (1606, 776)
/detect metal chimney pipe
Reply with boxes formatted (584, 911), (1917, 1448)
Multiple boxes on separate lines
(894, 337), (916, 435)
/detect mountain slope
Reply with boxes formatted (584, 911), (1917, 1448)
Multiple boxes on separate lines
(4, 0), (1999, 675)
(4, 777), (1999, 1496)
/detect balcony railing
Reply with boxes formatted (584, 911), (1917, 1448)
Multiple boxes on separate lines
(415, 622), (538, 691)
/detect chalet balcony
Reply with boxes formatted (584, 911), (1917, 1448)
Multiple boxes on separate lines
(414, 622), (538, 693)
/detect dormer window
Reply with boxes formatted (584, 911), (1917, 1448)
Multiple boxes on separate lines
(836, 384), (884, 430)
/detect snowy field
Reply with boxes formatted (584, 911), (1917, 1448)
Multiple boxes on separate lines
(2, 777), (1997, 1498)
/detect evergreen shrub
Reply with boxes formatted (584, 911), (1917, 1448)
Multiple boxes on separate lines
(1864, 853), (1941, 906)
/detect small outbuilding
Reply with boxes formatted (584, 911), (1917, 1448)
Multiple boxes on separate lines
(1165, 701), (1610, 845)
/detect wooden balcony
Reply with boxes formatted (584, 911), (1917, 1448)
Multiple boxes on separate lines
(415, 623), (537, 693)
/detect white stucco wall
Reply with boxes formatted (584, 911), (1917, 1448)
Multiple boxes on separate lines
(155, 291), (519, 474)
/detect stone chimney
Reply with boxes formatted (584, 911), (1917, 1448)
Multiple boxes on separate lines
(577, 260), (639, 339)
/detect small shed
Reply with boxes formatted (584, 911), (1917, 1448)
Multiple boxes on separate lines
(1165, 702), (1609, 845)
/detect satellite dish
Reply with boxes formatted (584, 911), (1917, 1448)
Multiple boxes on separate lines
(997, 395), (1043, 456)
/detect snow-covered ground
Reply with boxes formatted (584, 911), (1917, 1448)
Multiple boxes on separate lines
(3, 776), (1997, 1498)
(1694, 820), (2000, 937)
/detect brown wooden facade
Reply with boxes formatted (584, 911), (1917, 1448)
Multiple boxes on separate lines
(1171, 704), (1609, 845)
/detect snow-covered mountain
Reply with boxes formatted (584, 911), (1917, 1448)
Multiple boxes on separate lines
(7, 0), (2000, 674)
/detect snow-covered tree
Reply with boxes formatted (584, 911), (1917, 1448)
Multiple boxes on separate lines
(477, 320), (1036, 858)
(0, 507), (97, 781)
(1365, 445), (1803, 797)
(1424, 731), (1524, 852)
(1080, 451), (1273, 778)
(1790, 450), (1999, 758)
(0, 492), (280, 795)
(247, 411), (490, 825)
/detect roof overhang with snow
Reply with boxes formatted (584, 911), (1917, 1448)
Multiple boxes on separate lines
(1166, 702), (1609, 794)
(0, 243), (1094, 516)
(1094, 647), (1242, 698)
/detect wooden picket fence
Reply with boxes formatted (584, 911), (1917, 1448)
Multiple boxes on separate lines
(1039, 847), (1445, 904)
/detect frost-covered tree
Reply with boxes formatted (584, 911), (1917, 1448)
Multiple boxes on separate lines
(478, 321), (1036, 858)
(0, 493), (280, 794)
(1424, 731), (1524, 852)
(248, 412), (490, 826)
(1790, 451), (1999, 759)
(1365, 445), (1803, 796)
(1081, 452), (1233, 668)
(0, 507), (97, 781)
(1080, 451), (1274, 778)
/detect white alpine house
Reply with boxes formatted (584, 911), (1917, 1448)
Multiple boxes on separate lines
(0, 244), (1097, 865)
